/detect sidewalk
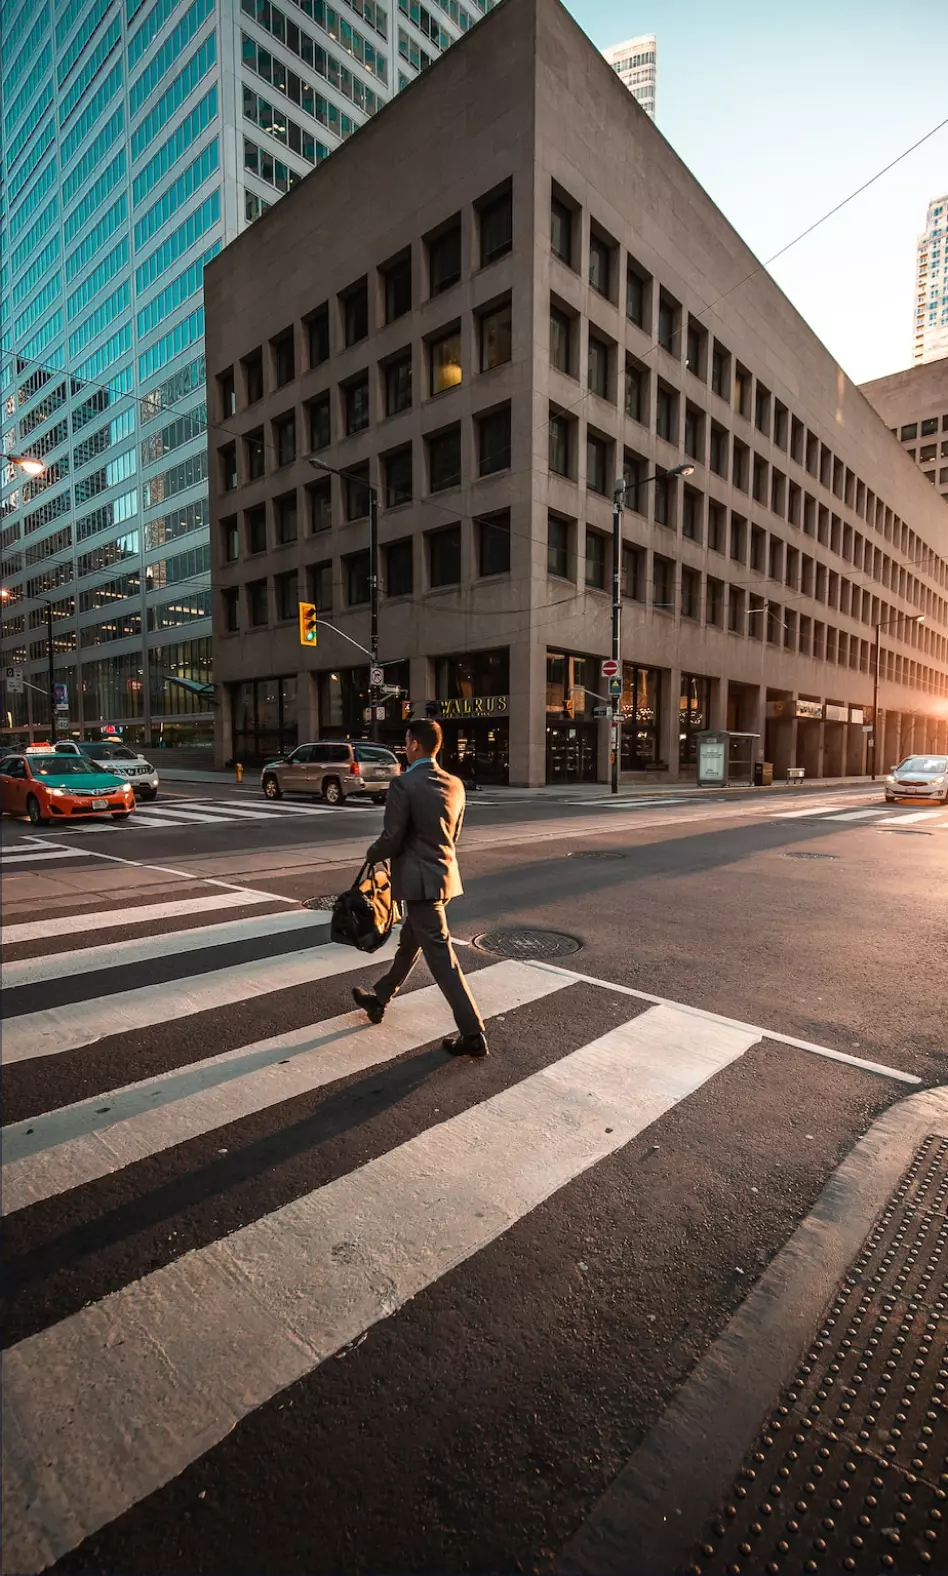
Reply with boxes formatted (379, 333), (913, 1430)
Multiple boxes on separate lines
(559, 1086), (948, 1575)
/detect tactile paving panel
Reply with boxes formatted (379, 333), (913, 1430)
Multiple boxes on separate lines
(686, 1133), (948, 1574)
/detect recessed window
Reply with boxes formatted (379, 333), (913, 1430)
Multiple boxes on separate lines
(550, 197), (572, 265)
(345, 464), (370, 521)
(711, 341), (729, 398)
(427, 523), (461, 587)
(307, 305), (329, 366)
(276, 568), (298, 620)
(427, 425), (461, 492)
(245, 505), (267, 554)
(345, 550), (371, 605)
(272, 330), (295, 387)
(657, 291), (678, 354)
(586, 432), (608, 495)
(247, 578), (268, 626)
(549, 412), (571, 477)
(653, 554), (674, 608)
(311, 559), (333, 610)
(222, 587), (239, 631)
(220, 443), (237, 491)
(307, 477), (331, 533)
(384, 446), (412, 507)
(900, 422), (918, 441)
(685, 318), (706, 379)
(221, 515), (239, 562)
(245, 430), (265, 479)
(624, 356), (647, 423)
(242, 350), (263, 404)
(345, 375), (370, 434)
(626, 260), (648, 328)
(383, 255), (411, 323)
(385, 352), (412, 417)
(684, 404), (704, 462)
(588, 234), (611, 298)
(343, 279), (369, 345)
(550, 307), (572, 374)
(477, 405), (511, 476)
(428, 222), (461, 296)
(477, 510), (510, 576)
(706, 576), (723, 626)
(547, 512), (572, 578)
(587, 333), (610, 400)
(385, 538), (413, 597)
(308, 392), (331, 450)
(622, 543), (645, 600)
(274, 412), (296, 466)
(479, 189), (512, 266)
(218, 369), (236, 418)
(430, 327), (462, 394)
(680, 565), (700, 620)
(920, 416), (938, 436)
(682, 487), (702, 542)
(276, 492), (298, 543)
(656, 383), (677, 443)
(479, 301), (512, 371)
(585, 528), (607, 590)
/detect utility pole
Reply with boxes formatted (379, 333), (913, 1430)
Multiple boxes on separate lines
(369, 484), (380, 743)
(871, 620), (881, 782)
(611, 478), (625, 795)
(46, 599), (57, 745)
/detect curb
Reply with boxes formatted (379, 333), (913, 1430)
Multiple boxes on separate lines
(557, 1085), (948, 1575)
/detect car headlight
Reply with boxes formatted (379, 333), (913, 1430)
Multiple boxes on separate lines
(884, 775), (895, 785)
(49, 787), (67, 797)
(931, 776), (946, 786)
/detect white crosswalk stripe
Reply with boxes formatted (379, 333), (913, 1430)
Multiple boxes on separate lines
(0, 893), (918, 1574)
(29, 796), (358, 835)
(773, 802), (948, 827)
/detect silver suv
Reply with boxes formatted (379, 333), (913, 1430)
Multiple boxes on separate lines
(260, 741), (400, 806)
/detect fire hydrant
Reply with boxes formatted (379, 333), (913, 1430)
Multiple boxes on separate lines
(235, 761), (244, 784)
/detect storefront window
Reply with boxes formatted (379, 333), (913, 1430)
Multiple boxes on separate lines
(620, 662), (662, 770)
(317, 662), (410, 741)
(435, 647), (509, 700)
(679, 673), (712, 766)
(433, 647), (510, 785)
(231, 674), (299, 762)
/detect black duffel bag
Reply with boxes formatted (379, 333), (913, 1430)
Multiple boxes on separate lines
(330, 861), (400, 953)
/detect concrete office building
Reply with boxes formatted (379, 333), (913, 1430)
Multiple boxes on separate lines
(913, 194), (948, 366)
(601, 32), (656, 119)
(860, 358), (948, 505)
(0, 0), (491, 749)
(205, 0), (948, 786)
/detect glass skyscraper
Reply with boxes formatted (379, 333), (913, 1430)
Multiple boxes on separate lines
(1, 0), (490, 746)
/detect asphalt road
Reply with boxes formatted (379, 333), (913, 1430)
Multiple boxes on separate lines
(2, 782), (946, 1574)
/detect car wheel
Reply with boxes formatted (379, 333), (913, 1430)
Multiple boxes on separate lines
(262, 773), (282, 800)
(27, 794), (48, 825)
(112, 812), (131, 821)
(322, 777), (343, 806)
(371, 793), (387, 805)
(137, 789), (158, 802)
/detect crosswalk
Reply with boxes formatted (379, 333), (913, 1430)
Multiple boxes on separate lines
(0, 884), (919, 1574)
(6, 795), (372, 837)
(772, 801), (948, 828)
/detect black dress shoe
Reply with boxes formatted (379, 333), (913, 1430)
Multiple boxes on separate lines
(442, 1032), (489, 1059)
(352, 986), (385, 1024)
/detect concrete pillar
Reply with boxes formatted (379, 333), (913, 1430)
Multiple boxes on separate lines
(845, 723), (866, 775)
(298, 668), (319, 739)
(660, 665), (681, 778)
(509, 639), (546, 786)
(709, 676), (728, 732)
(214, 689), (233, 769)
(409, 655), (429, 715)
(823, 722), (845, 777)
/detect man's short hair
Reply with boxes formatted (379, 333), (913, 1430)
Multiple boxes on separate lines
(406, 717), (442, 755)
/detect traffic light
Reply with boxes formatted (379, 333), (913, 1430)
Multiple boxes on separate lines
(298, 602), (317, 646)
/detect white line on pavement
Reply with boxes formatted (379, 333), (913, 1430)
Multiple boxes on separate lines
(0, 1003), (758, 1574)
(0, 890), (290, 947)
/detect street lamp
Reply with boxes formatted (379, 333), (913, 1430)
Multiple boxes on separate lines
(611, 461), (694, 794)
(2, 452), (45, 478)
(871, 611), (925, 780)
(309, 456), (380, 741)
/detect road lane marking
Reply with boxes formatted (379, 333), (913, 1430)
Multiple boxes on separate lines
(0, 1003), (757, 1574)
(1, 909), (331, 988)
(1, 961), (569, 1212)
(524, 963), (923, 1086)
(0, 890), (292, 947)
(882, 808), (943, 824)
(830, 807), (891, 821)
(1, 935), (399, 1066)
(0, 848), (87, 864)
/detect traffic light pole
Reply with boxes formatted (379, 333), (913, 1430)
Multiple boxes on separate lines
(46, 599), (57, 745)
(369, 485), (380, 743)
(611, 480), (625, 795)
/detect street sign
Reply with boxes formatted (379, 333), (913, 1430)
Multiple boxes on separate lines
(608, 676), (622, 698)
(375, 706), (386, 720)
(861, 724), (872, 734)
(601, 659), (619, 678)
(4, 665), (23, 695)
(53, 681), (69, 713)
(369, 665), (384, 687)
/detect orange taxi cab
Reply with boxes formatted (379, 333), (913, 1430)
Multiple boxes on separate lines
(0, 746), (135, 825)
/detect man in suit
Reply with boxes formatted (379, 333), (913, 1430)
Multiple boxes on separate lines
(352, 717), (488, 1058)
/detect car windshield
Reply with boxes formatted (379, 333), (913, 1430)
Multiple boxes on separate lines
(86, 744), (137, 760)
(30, 755), (105, 776)
(897, 757), (948, 774)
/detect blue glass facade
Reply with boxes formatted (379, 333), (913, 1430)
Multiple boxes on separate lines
(1, 0), (492, 744)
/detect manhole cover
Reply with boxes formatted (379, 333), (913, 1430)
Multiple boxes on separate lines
(786, 851), (837, 860)
(302, 894), (337, 910)
(472, 928), (582, 960)
(569, 850), (628, 860)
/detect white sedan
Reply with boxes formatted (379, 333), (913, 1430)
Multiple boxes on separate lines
(884, 755), (948, 804)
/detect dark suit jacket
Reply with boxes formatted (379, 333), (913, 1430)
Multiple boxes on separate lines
(367, 758), (465, 902)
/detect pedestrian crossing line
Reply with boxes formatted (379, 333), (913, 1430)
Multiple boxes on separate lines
(0, 1003), (758, 1575)
(830, 807), (891, 822)
(883, 808), (943, 823)
(0, 847), (88, 864)
(1, 908), (327, 989)
(1, 890), (293, 947)
(2, 933), (400, 1067)
(527, 962), (922, 1086)
(1, 961), (568, 1216)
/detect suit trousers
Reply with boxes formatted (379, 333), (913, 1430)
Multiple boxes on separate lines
(374, 899), (484, 1038)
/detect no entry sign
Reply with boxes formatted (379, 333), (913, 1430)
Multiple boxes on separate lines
(601, 659), (619, 678)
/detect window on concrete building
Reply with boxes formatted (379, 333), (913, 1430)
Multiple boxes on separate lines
(243, 350), (264, 404)
(657, 290), (679, 354)
(343, 279), (369, 345)
(307, 305), (330, 366)
(427, 425), (461, 491)
(220, 443), (237, 491)
(550, 197), (573, 265)
(626, 259), (649, 328)
(245, 505), (267, 555)
(680, 565), (700, 620)
(385, 352), (412, 416)
(276, 569), (298, 620)
(218, 369), (236, 418)
(272, 330), (295, 388)
(307, 392), (331, 449)
(429, 326), (463, 394)
(588, 333), (611, 399)
(274, 412), (296, 466)
(547, 512), (573, 579)
(549, 411), (572, 477)
(276, 492), (298, 543)
(384, 447), (412, 508)
(622, 542), (645, 600)
(706, 576), (723, 626)
(310, 560), (333, 611)
(307, 477), (331, 534)
(344, 374), (370, 434)
(427, 524), (462, 587)
(382, 254), (412, 323)
(477, 405), (511, 476)
(479, 188), (512, 266)
(479, 300), (511, 370)
(550, 307), (573, 374)
(385, 538), (414, 597)
(653, 554), (675, 609)
(428, 221), (462, 296)
(586, 432), (609, 495)
(477, 510), (510, 577)
(711, 341), (730, 399)
(584, 528), (607, 590)
(685, 317), (706, 380)
(624, 355), (647, 423)
(222, 587), (239, 632)
(588, 232), (612, 298)
(345, 550), (371, 606)
(247, 578), (268, 626)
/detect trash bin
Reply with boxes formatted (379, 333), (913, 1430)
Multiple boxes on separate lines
(753, 761), (774, 787)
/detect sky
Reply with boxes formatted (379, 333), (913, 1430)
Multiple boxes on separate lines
(564, 0), (948, 385)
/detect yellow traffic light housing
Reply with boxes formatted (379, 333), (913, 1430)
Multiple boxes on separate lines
(298, 602), (317, 645)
